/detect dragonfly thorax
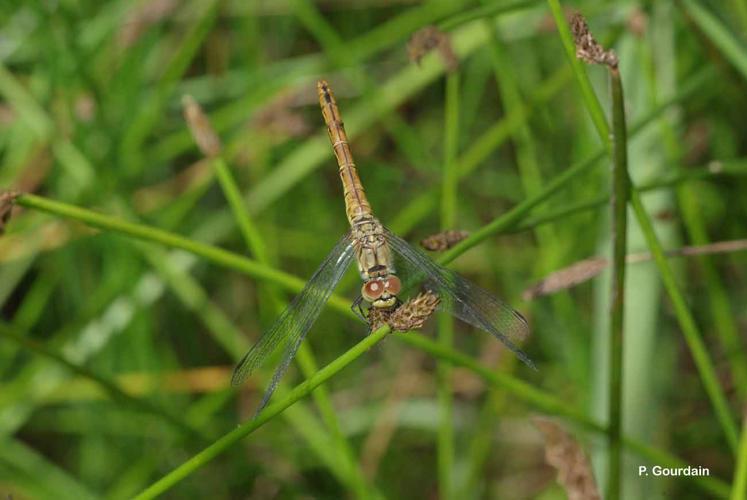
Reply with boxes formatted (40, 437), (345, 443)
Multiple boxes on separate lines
(351, 216), (396, 281)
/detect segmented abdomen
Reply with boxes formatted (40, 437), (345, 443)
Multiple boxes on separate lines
(317, 80), (372, 225)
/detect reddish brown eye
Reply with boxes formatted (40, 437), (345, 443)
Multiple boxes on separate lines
(384, 276), (401, 295)
(362, 280), (385, 301)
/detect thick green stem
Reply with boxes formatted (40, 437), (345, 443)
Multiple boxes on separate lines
(13, 193), (329, 306)
(132, 324), (392, 500)
(545, 4), (738, 456)
(607, 66), (629, 500)
(733, 409), (747, 500)
(437, 72), (460, 500)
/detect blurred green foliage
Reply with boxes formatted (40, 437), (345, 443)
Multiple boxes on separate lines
(1, 1), (746, 499)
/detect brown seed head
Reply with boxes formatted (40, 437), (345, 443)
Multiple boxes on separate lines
(570, 13), (618, 68)
(420, 230), (469, 251)
(523, 257), (608, 300)
(0, 190), (20, 236)
(367, 306), (392, 332)
(387, 291), (441, 332)
(182, 95), (222, 157)
(407, 26), (459, 73)
(533, 417), (601, 500)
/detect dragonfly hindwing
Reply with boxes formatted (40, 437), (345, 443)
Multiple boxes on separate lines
(384, 228), (535, 370)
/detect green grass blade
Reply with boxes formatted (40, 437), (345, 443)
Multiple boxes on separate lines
(682, 0), (747, 82)
(628, 188), (739, 451)
(733, 410), (747, 500)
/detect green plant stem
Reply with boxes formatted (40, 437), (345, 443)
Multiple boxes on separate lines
(733, 409), (747, 500)
(212, 157), (269, 263)
(682, 0), (747, 82)
(437, 72), (460, 500)
(132, 324), (392, 500)
(607, 66), (629, 500)
(12, 193), (338, 307)
(545, 8), (739, 454)
(10, 78), (718, 375)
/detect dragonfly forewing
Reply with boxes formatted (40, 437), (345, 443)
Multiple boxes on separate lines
(384, 228), (535, 370)
(231, 233), (356, 409)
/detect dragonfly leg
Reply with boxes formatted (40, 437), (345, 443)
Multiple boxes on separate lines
(350, 295), (368, 323)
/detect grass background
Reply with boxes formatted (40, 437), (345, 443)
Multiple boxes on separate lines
(1, 0), (746, 498)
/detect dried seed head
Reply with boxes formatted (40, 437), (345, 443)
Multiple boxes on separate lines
(0, 190), (20, 236)
(387, 291), (441, 332)
(118, 0), (179, 48)
(533, 417), (601, 500)
(407, 26), (459, 73)
(570, 13), (618, 68)
(627, 7), (647, 38)
(367, 306), (392, 332)
(367, 291), (441, 332)
(523, 257), (608, 300)
(420, 230), (469, 251)
(182, 95), (222, 157)
(250, 91), (309, 139)
(525, 240), (747, 300)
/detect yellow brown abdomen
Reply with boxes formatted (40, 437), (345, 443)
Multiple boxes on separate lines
(317, 80), (373, 225)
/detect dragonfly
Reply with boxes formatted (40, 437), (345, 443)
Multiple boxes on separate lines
(231, 80), (535, 410)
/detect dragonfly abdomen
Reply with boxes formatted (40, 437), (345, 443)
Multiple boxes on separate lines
(317, 80), (373, 225)
(340, 164), (372, 223)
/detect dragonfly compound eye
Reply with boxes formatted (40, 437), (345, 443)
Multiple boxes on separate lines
(384, 276), (401, 295)
(362, 279), (386, 301)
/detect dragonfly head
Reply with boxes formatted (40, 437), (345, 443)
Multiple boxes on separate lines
(362, 276), (401, 309)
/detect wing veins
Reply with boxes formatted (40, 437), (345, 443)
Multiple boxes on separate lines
(231, 233), (355, 402)
(384, 229), (535, 370)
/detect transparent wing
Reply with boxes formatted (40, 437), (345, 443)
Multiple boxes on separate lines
(231, 232), (355, 411)
(384, 228), (536, 370)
